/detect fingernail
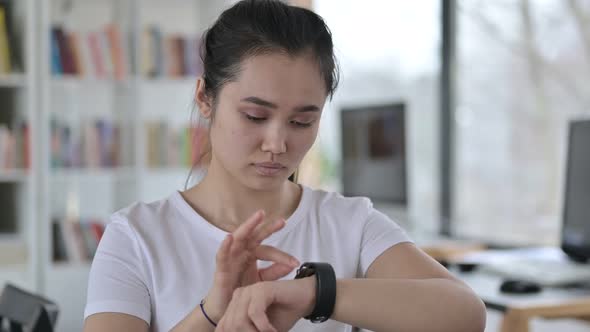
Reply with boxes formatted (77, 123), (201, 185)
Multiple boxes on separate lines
(291, 258), (300, 266)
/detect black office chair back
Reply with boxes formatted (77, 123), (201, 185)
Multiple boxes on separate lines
(0, 284), (58, 332)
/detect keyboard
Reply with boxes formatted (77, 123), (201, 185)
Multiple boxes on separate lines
(481, 259), (590, 286)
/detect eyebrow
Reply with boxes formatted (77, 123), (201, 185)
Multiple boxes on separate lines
(240, 96), (320, 113)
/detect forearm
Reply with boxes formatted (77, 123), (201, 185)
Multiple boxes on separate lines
(331, 278), (486, 332)
(170, 305), (217, 332)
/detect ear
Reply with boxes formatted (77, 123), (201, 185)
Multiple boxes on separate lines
(195, 77), (213, 119)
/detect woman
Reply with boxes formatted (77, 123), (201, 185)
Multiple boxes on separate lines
(83, 1), (486, 331)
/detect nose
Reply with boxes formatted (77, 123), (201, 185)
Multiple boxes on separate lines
(261, 124), (287, 155)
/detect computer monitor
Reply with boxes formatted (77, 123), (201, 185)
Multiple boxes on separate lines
(340, 102), (407, 204)
(561, 119), (590, 263)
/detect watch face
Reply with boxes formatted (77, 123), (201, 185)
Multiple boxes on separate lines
(311, 316), (328, 323)
(296, 265), (316, 279)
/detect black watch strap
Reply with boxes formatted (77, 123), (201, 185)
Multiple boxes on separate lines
(294, 262), (337, 323)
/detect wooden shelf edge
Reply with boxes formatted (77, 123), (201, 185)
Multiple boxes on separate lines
(0, 74), (27, 88)
(0, 238), (28, 265)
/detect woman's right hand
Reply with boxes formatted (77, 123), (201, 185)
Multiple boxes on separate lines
(202, 210), (300, 323)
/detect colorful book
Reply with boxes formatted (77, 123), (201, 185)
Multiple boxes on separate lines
(150, 26), (164, 77)
(111, 125), (120, 167)
(53, 26), (76, 75)
(0, 7), (11, 73)
(89, 222), (105, 244)
(77, 31), (95, 78)
(50, 118), (60, 168)
(98, 120), (116, 167)
(105, 24), (127, 80)
(168, 127), (180, 166)
(52, 220), (69, 262)
(98, 30), (114, 78)
(22, 122), (30, 169)
(88, 31), (106, 78)
(83, 120), (98, 168)
(168, 36), (185, 77)
(141, 27), (154, 77)
(158, 121), (168, 166)
(60, 126), (72, 167)
(80, 222), (98, 259)
(68, 32), (84, 75)
(180, 127), (189, 167)
(61, 219), (84, 262)
(13, 122), (21, 169)
(146, 122), (158, 167)
(50, 28), (62, 74)
(1, 125), (12, 169)
(185, 36), (203, 77)
(0, 0), (20, 71)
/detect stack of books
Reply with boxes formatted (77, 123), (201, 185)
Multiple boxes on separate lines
(145, 121), (207, 168)
(52, 217), (106, 263)
(0, 121), (30, 170)
(50, 23), (130, 80)
(141, 25), (203, 79)
(0, 0), (22, 74)
(50, 23), (204, 80)
(50, 117), (122, 169)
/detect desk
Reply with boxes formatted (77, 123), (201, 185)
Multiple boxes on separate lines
(420, 242), (486, 262)
(418, 238), (590, 331)
(413, 232), (487, 262)
(454, 269), (590, 332)
(415, 238), (590, 331)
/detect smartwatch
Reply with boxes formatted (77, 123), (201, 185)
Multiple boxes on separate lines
(294, 262), (337, 323)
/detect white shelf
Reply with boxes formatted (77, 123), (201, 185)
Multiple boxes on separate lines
(138, 77), (197, 86)
(50, 76), (133, 89)
(50, 167), (137, 180)
(29, 1), (228, 330)
(49, 261), (92, 273)
(0, 237), (28, 265)
(0, 169), (30, 182)
(145, 167), (191, 175)
(0, 73), (27, 88)
(50, 76), (196, 87)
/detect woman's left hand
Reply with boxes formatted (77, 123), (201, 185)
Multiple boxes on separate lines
(216, 277), (317, 332)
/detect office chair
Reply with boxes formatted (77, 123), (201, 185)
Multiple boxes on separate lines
(0, 284), (59, 332)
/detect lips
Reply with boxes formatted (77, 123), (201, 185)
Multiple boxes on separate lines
(253, 162), (286, 176)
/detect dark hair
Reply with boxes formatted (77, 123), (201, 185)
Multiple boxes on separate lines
(186, 0), (338, 188)
(201, 0), (339, 102)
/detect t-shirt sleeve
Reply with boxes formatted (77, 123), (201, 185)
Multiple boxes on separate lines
(359, 206), (414, 277)
(84, 217), (151, 324)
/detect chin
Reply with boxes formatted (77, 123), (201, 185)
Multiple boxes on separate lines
(242, 174), (288, 192)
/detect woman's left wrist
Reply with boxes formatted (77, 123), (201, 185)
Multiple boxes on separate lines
(297, 276), (317, 317)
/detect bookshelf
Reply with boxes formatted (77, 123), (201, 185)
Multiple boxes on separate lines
(32, 0), (228, 330)
(0, 0), (37, 300)
(38, 3), (137, 330)
(3, 1), (311, 331)
(0, 168), (28, 181)
(0, 73), (26, 87)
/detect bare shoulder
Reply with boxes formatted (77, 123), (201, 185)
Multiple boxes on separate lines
(83, 312), (149, 332)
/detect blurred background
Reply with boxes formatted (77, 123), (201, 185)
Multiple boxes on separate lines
(0, 0), (589, 331)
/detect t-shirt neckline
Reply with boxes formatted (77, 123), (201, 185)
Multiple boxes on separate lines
(171, 185), (311, 243)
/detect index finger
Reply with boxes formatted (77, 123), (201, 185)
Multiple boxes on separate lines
(252, 218), (285, 245)
(233, 210), (265, 241)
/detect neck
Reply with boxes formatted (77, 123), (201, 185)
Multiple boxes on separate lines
(182, 156), (301, 232)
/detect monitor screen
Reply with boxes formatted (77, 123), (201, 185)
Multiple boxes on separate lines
(562, 119), (590, 262)
(340, 103), (407, 204)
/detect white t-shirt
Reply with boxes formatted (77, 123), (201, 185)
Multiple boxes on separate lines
(84, 185), (412, 331)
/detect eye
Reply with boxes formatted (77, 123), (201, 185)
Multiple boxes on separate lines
(245, 114), (266, 122)
(291, 120), (313, 128)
